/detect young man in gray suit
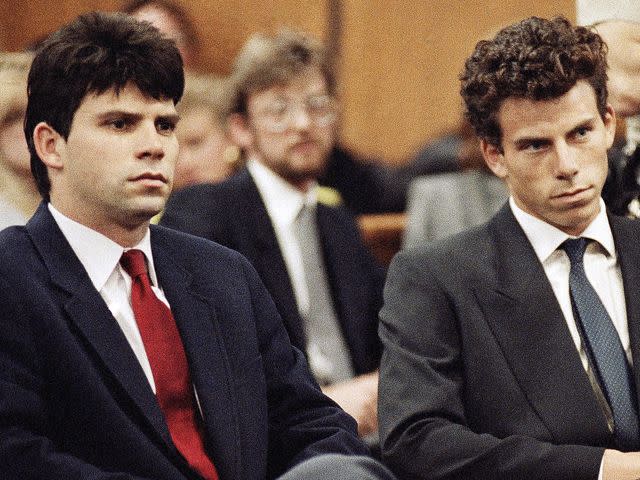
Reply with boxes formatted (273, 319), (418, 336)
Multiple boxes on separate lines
(379, 16), (640, 480)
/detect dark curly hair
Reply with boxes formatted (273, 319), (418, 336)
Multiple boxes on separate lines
(460, 16), (608, 148)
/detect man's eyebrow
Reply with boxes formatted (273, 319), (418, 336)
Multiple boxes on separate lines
(570, 117), (596, 129)
(513, 135), (549, 147)
(157, 113), (181, 123)
(95, 110), (143, 121)
(94, 111), (180, 123)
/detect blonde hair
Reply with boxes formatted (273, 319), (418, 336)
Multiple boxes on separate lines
(178, 72), (229, 125)
(227, 29), (335, 116)
(0, 52), (32, 126)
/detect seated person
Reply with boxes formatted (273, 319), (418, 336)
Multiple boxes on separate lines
(161, 30), (384, 438)
(403, 120), (508, 248)
(173, 73), (240, 192)
(122, 0), (200, 69)
(0, 12), (395, 480)
(379, 16), (640, 479)
(0, 51), (40, 228)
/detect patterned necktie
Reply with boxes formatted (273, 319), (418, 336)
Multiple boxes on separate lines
(562, 238), (640, 450)
(120, 249), (218, 479)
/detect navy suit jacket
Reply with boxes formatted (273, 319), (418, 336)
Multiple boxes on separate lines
(379, 204), (640, 480)
(161, 170), (385, 375)
(0, 204), (367, 480)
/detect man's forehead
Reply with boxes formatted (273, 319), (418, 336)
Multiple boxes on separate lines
(78, 84), (177, 114)
(498, 81), (601, 135)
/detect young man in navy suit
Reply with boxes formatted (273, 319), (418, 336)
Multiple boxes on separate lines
(0, 11), (394, 480)
(161, 31), (383, 438)
(379, 16), (640, 480)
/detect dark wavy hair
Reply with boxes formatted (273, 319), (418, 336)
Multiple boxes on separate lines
(25, 11), (184, 200)
(460, 16), (608, 148)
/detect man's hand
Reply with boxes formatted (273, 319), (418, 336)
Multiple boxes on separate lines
(602, 449), (640, 480)
(322, 371), (378, 437)
(594, 21), (640, 117)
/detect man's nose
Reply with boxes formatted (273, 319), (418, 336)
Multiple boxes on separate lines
(136, 123), (165, 160)
(555, 142), (579, 179)
(289, 104), (312, 131)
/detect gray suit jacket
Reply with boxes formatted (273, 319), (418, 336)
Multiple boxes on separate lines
(379, 204), (640, 479)
(402, 170), (507, 248)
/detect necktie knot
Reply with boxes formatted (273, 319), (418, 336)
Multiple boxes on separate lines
(562, 237), (588, 265)
(120, 249), (148, 279)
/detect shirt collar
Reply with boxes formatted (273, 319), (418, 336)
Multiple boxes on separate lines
(247, 157), (318, 227)
(48, 203), (159, 291)
(509, 196), (615, 263)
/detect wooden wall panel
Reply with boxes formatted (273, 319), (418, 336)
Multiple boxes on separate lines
(1, 0), (578, 164)
(339, 0), (576, 163)
(0, 0), (327, 73)
(190, 0), (327, 74)
(0, 0), (121, 50)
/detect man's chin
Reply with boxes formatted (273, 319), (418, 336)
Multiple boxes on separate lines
(127, 198), (167, 222)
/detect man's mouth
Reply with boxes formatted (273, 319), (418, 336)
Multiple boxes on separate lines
(553, 186), (592, 201)
(130, 172), (168, 187)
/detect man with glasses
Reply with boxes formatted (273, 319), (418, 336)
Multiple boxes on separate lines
(162, 30), (384, 439)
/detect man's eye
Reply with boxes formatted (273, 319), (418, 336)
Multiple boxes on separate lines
(575, 127), (590, 138)
(264, 102), (288, 118)
(109, 119), (128, 130)
(157, 119), (176, 134)
(525, 141), (545, 151)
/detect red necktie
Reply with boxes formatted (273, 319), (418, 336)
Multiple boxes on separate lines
(120, 249), (218, 480)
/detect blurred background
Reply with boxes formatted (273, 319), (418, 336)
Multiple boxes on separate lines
(0, 0), (574, 166)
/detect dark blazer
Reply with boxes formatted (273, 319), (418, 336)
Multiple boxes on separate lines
(0, 204), (367, 480)
(379, 203), (640, 480)
(161, 169), (385, 375)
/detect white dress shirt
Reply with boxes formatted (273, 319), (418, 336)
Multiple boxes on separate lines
(246, 157), (317, 317)
(510, 198), (629, 368)
(510, 198), (628, 480)
(48, 203), (170, 393)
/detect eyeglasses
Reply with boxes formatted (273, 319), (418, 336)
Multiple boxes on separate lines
(252, 94), (338, 133)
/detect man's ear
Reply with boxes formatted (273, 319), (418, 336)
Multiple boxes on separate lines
(32, 122), (65, 170)
(227, 113), (254, 150)
(481, 139), (507, 179)
(603, 103), (617, 150)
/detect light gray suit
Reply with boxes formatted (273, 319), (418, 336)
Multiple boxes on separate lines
(403, 170), (508, 248)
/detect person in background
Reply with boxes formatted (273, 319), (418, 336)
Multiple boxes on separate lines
(577, 1), (640, 217)
(0, 51), (40, 229)
(402, 119), (508, 248)
(379, 16), (640, 479)
(122, 0), (200, 69)
(161, 30), (384, 439)
(173, 73), (240, 192)
(0, 11), (396, 479)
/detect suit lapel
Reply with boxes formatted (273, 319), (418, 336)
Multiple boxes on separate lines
(477, 205), (611, 444)
(152, 229), (240, 480)
(25, 204), (173, 449)
(234, 172), (306, 347)
(315, 206), (362, 361)
(610, 215), (640, 408)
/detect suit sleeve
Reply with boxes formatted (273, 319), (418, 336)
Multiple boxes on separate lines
(0, 274), (156, 480)
(239, 257), (369, 478)
(378, 250), (604, 480)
